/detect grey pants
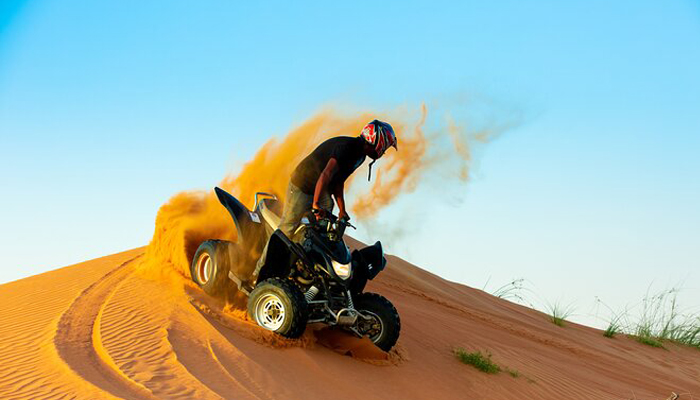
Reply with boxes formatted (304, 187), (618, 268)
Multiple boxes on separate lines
(255, 183), (333, 275)
(278, 182), (334, 237)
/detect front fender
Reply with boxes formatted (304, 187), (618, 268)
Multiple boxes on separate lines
(349, 241), (386, 295)
(353, 241), (386, 280)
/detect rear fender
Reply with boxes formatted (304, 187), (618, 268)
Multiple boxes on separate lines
(214, 187), (266, 251)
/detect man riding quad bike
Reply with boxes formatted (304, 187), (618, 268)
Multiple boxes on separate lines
(190, 121), (401, 351)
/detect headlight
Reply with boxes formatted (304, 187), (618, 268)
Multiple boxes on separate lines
(331, 260), (351, 279)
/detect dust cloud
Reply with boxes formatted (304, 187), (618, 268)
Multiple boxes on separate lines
(138, 104), (512, 278)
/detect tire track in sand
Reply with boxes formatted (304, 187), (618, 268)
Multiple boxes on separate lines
(53, 254), (158, 400)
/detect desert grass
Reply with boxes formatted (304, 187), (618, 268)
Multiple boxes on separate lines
(488, 278), (700, 349)
(544, 300), (577, 327)
(453, 348), (534, 381)
(632, 287), (700, 348)
(603, 323), (620, 338)
(483, 277), (536, 307)
(505, 367), (520, 378)
(597, 286), (700, 349)
(453, 348), (501, 374)
(484, 278), (578, 327)
(634, 335), (664, 348)
(594, 297), (628, 338)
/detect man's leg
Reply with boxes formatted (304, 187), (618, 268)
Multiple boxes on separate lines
(278, 183), (314, 237)
(278, 187), (334, 245)
(254, 183), (311, 276)
(254, 183), (335, 279)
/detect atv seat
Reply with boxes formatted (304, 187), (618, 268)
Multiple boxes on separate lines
(259, 198), (283, 231)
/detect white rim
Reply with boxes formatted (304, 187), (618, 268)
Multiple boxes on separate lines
(196, 253), (212, 284)
(254, 294), (286, 331)
(363, 311), (384, 343)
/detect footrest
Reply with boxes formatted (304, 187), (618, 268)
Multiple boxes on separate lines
(228, 271), (252, 296)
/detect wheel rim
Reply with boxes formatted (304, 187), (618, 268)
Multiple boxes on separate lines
(254, 294), (286, 331)
(361, 310), (384, 343)
(196, 253), (212, 284)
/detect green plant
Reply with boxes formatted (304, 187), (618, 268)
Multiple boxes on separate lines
(631, 287), (700, 348)
(594, 297), (628, 338)
(598, 286), (700, 349)
(453, 348), (501, 374)
(505, 367), (520, 378)
(544, 301), (576, 327)
(483, 277), (535, 307)
(634, 335), (664, 348)
(670, 319), (700, 348)
(603, 323), (619, 338)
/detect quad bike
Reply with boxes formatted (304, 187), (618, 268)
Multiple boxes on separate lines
(190, 187), (401, 351)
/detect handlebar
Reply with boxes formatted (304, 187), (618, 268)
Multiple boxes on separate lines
(341, 219), (356, 230)
(309, 209), (356, 230)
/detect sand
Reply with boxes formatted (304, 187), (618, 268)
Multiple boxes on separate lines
(1, 239), (698, 399)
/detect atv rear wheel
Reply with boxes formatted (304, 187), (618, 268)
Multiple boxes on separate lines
(354, 292), (401, 351)
(247, 278), (308, 338)
(190, 240), (237, 298)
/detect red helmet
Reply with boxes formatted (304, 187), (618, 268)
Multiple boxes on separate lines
(360, 120), (397, 157)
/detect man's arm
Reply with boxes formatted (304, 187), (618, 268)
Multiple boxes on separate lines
(312, 158), (338, 213)
(332, 180), (349, 220)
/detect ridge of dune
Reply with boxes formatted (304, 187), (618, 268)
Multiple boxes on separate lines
(1, 242), (698, 400)
(0, 249), (145, 399)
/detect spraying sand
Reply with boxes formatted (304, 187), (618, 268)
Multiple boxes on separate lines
(138, 105), (500, 280)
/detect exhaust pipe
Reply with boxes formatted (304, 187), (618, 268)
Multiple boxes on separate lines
(335, 308), (358, 326)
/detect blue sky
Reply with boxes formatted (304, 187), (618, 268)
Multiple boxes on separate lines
(1, 0), (699, 327)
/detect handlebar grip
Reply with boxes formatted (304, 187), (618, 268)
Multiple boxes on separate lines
(339, 218), (356, 229)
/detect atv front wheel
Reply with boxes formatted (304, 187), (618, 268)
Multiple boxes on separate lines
(354, 292), (401, 351)
(247, 278), (308, 338)
(190, 240), (237, 298)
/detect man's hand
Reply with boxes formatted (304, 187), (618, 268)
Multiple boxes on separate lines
(338, 209), (350, 221)
(312, 204), (328, 219)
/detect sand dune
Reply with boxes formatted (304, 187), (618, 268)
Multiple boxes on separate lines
(1, 240), (698, 399)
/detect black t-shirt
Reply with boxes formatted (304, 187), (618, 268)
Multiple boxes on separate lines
(291, 136), (366, 194)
